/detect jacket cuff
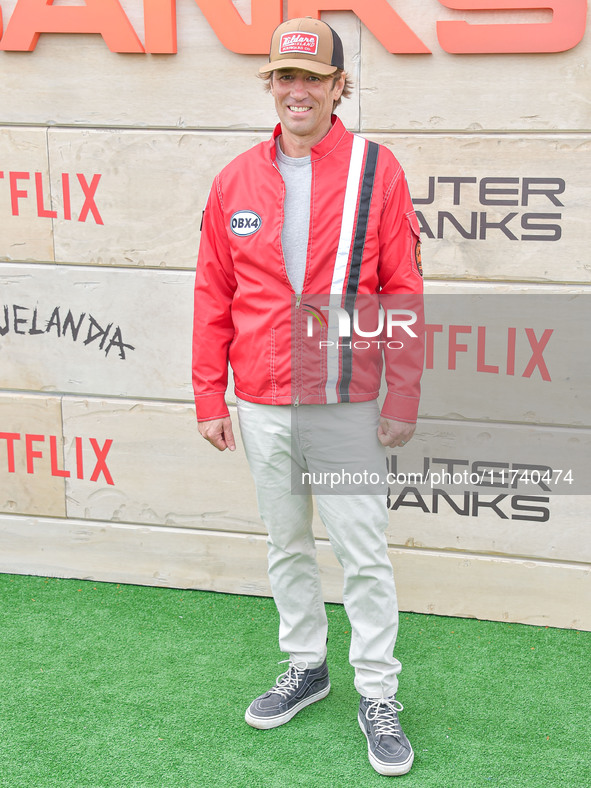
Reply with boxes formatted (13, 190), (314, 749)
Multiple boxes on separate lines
(195, 393), (230, 423)
(380, 391), (419, 424)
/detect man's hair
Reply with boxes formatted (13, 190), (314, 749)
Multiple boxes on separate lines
(258, 69), (354, 110)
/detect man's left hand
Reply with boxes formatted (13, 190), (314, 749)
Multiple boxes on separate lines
(378, 418), (416, 448)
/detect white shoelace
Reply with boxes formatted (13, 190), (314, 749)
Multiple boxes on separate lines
(268, 660), (309, 699)
(365, 697), (404, 738)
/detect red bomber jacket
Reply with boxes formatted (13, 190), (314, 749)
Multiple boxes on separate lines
(192, 116), (424, 423)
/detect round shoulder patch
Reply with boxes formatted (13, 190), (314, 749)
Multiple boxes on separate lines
(230, 210), (262, 237)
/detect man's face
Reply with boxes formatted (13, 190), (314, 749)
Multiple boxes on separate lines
(270, 68), (345, 145)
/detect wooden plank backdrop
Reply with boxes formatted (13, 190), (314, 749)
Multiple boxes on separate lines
(0, 0), (589, 628)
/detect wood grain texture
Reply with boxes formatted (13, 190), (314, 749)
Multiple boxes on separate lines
(0, 127), (54, 262)
(0, 393), (66, 517)
(0, 514), (588, 630)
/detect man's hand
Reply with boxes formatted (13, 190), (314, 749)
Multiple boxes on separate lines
(378, 418), (416, 448)
(198, 416), (236, 452)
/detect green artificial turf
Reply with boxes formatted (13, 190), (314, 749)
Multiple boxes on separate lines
(0, 573), (589, 788)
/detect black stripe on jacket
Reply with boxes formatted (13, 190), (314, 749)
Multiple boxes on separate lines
(339, 140), (379, 402)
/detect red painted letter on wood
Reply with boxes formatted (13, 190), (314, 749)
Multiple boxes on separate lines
(144, 0), (177, 54)
(194, 0), (282, 55)
(437, 0), (587, 54)
(0, 0), (145, 53)
(288, 0), (431, 54)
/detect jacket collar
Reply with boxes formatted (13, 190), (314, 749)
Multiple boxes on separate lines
(268, 115), (348, 162)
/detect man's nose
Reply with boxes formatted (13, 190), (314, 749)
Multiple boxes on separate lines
(290, 77), (308, 97)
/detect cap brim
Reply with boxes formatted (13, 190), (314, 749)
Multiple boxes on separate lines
(259, 58), (338, 76)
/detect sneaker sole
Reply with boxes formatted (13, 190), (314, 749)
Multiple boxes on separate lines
(358, 713), (415, 776)
(244, 683), (331, 730)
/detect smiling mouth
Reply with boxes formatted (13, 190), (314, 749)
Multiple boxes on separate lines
(288, 106), (312, 113)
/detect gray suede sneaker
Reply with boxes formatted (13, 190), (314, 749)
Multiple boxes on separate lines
(245, 659), (330, 729)
(358, 696), (414, 776)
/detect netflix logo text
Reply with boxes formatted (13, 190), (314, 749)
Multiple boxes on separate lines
(0, 171), (103, 225)
(0, 432), (115, 485)
(424, 323), (553, 380)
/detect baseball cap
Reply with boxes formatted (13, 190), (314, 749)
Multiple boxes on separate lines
(259, 17), (344, 76)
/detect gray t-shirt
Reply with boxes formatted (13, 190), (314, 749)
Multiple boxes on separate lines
(275, 139), (312, 294)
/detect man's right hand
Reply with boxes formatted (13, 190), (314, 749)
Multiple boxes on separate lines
(198, 416), (236, 452)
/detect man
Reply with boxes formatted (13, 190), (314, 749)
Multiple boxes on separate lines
(192, 17), (423, 777)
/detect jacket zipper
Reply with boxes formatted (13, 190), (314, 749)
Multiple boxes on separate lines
(294, 294), (302, 406)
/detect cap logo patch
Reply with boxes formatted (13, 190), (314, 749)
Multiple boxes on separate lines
(279, 32), (319, 56)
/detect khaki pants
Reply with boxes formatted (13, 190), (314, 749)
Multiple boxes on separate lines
(236, 397), (401, 699)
